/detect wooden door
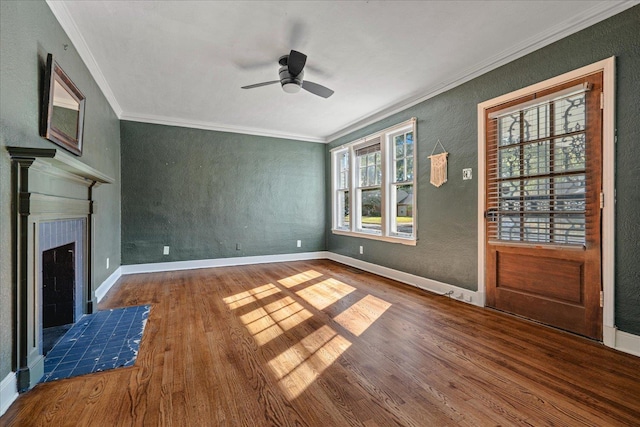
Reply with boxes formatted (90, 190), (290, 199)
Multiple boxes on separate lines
(43, 242), (75, 328)
(485, 73), (603, 340)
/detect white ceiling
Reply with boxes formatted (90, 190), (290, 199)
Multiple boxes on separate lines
(47, 1), (634, 143)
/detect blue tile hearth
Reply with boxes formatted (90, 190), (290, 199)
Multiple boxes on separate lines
(41, 305), (150, 383)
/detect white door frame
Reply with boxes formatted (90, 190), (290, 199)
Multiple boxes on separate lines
(476, 57), (616, 346)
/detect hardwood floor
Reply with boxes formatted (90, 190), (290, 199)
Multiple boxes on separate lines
(2, 260), (639, 426)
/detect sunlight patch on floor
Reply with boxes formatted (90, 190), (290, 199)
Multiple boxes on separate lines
(333, 294), (392, 336)
(240, 297), (314, 346)
(296, 278), (356, 310)
(224, 271), (392, 401)
(268, 325), (352, 399)
(223, 283), (281, 309)
(278, 270), (324, 288)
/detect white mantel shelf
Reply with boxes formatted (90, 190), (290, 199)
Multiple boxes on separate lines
(7, 147), (114, 184)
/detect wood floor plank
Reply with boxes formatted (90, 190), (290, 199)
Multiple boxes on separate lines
(2, 259), (639, 426)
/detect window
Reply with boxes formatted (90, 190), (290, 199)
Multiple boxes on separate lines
(331, 118), (417, 245)
(487, 83), (591, 246)
(335, 150), (350, 230)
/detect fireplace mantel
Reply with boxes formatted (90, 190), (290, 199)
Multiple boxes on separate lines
(8, 147), (113, 391)
(7, 147), (113, 184)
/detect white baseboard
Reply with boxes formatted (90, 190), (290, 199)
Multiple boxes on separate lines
(120, 251), (331, 275)
(604, 326), (640, 357)
(96, 252), (331, 302)
(116, 251), (481, 306)
(327, 253), (484, 307)
(0, 372), (17, 417)
(95, 266), (123, 302)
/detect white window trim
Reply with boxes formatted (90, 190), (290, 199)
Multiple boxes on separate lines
(477, 57), (615, 346)
(331, 118), (417, 246)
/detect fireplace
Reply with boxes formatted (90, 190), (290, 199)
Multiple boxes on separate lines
(39, 219), (86, 354)
(8, 147), (112, 391)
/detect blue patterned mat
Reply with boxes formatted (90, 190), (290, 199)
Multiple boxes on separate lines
(41, 305), (150, 382)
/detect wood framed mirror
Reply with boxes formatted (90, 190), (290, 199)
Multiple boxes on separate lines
(41, 53), (85, 156)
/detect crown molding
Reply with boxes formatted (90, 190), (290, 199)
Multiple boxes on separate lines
(46, 0), (123, 117)
(326, 0), (638, 142)
(119, 113), (327, 143)
(47, 0), (636, 144)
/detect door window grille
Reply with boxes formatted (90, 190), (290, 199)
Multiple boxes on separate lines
(487, 84), (591, 246)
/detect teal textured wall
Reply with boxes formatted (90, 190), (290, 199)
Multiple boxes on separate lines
(327, 6), (640, 335)
(0, 1), (121, 379)
(120, 121), (325, 264)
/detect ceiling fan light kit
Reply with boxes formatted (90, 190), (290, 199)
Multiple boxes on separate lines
(279, 66), (303, 93)
(242, 50), (334, 98)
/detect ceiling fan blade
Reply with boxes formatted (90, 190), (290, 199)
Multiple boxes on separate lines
(288, 50), (307, 76)
(241, 81), (280, 89)
(302, 80), (334, 98)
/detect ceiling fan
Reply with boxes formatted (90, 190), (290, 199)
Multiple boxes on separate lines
(241, 50), (334, 98)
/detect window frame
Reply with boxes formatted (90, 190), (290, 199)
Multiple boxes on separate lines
(331, 118), (417, 245)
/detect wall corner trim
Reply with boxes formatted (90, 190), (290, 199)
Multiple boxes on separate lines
(95, 267), (123, 302)
(603, 326), (640, 357)
(0, 372), (18, 417)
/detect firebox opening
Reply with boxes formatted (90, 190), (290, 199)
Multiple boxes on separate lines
(42, 242), (75, 355)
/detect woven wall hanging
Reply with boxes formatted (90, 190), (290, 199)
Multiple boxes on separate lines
(428, 140), (448, 187)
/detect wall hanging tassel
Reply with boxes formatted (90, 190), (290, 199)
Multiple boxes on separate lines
(428, 139), (448, 187)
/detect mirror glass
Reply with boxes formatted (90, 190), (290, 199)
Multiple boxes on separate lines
(51, 79), (80, 139)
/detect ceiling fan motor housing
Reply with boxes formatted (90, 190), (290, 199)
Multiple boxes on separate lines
(279, 65), (303, 93)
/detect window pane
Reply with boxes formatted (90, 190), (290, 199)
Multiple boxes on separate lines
(406, 157), (414, 180)
(396, 159), (405, 182)
(499, 113), (521, 146)
(340, 171), (348, 189)
(524, 141), (550, 176)
(359, 167), (367, 187)
(406, 133), (414, 156)
(367, 165), (375, 184)
(555, 134), (585, 172)
(395, 135), (404, 157)
(357, 146), (381, 187)
(337, 152), (349, 189)
(360, 188), (381, 234)
(337, 190), (349, 230)
(394, 184), (413, 236)
(499, 146), (520, 178)
(554, 93), (585, 135)
(522, 104), (549, 142)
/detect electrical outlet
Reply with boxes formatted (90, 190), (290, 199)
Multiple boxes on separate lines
(163, 246), (170, 255)
(236, 243), (241, 251)
(463, 168), (473, 180)
(297, 240), (301, 248)
(359, 246), (363, 255)
(106, 257), (109, 269)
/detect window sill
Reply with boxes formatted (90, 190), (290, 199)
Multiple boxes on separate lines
(331, 229), (417, 246)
